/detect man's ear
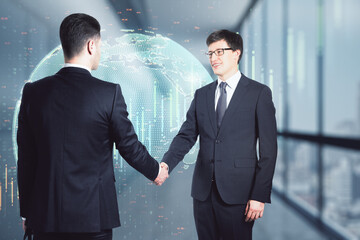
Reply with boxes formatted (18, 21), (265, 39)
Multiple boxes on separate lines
(87, 40), (96, 55)
(234, 49), (241, 63)
(234, 49), (241, 58)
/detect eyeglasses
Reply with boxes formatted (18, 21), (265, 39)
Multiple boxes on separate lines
(205, 48), (233, 58)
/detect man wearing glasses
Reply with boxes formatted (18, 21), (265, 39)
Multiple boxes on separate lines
(161, 30), (277, 239)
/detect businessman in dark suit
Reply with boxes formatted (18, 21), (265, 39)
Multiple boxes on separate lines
(17, 13), (168, 240)
(161, 30), (277, 239)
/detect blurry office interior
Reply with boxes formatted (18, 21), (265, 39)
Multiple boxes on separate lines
(0, 0), (360, 239)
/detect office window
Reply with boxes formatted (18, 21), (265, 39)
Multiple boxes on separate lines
(241, 17), (251, 78)
(286, 0), (318, 133)
(273, 136), (284, 192)
(324, 0), (360, 138)
(247, 3), (263, 83)
(287, 139), (319, 214)
(266, 0), (284, 131)
(240, 3), (263, 84)
(323, 146), (360, 238)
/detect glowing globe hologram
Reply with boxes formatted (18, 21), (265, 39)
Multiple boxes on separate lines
(13, 33), (213, 167)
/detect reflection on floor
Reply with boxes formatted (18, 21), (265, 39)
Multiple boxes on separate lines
(253, 193), (329, 240)
(111, 162), (330, 240)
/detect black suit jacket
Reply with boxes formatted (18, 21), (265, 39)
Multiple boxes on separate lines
(17, 67), (159, 232)
(163, 74), (277, 204)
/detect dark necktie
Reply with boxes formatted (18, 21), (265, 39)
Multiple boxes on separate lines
(216, 81), (227, 129)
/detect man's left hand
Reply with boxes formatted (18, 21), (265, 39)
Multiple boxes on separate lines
(245, 200), (264, 222)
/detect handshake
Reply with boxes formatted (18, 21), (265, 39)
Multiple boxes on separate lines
(154, 162), (169, 186)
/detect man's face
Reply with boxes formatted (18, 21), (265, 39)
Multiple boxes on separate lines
(208, 39), (240, 81)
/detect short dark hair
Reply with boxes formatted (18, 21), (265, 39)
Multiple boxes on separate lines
(59, 13), (101, 59)
(206, 29), (243, 63)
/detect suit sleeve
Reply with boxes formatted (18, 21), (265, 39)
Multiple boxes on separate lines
(17, 83), (37, 218)
(110, 84), (159, 181)
(162, 91), (199, 173)
(250, 86), (277, 203)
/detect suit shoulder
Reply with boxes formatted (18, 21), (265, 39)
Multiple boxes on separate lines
(90, 76), (118, 89)
(90, 75), (116, 86)
(30, 75), (57, 86)
(24, 75), (61, 94)
(245, 76), (271, 92)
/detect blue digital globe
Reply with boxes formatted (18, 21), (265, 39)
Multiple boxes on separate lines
(13, 32), (213, 167)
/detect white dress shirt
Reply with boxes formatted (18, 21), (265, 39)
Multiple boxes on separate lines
(215, 71), (241, 110)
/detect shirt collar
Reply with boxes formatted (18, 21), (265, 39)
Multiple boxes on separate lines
(63, 63), (91, 73)
(217, 71), (241, 89)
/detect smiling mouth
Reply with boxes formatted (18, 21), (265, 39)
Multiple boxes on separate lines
(212, 63), (221, 68)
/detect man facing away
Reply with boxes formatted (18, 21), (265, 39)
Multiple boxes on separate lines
(161, 30), (277, 240)
(17, 13), (168, 240)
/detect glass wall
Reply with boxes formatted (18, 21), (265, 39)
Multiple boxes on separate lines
(286, 0), (318, 133)
(241, 0), (360, 238)
(265, 0), (284, 132)
(324, 0), (360, 138)
(323, 147), (360, 238)
(287, 139), (319, 213)
(272, 137), (284, 191)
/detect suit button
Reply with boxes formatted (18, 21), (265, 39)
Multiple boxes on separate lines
(215, 139), (220, 144)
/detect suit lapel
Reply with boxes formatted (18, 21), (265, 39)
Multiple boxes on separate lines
(206, 81), (218, 136)
(218, 75), (250, 135)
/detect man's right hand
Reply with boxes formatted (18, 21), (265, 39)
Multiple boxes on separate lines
(154, 162), (169, 186)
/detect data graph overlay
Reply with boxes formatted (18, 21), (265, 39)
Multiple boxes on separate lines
(12, 32), (213, 167)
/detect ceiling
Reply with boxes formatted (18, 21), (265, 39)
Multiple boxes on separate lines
(8, 0), (254, 66)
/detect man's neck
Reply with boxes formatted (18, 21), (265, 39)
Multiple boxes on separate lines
(63, 63), (91, 73)
(218, 68), (239, 82)
(65, 56), (92, 71)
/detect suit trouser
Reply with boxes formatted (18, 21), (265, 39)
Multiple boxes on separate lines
(193, 181), (254, 240)
(33, 229), (112, 240)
